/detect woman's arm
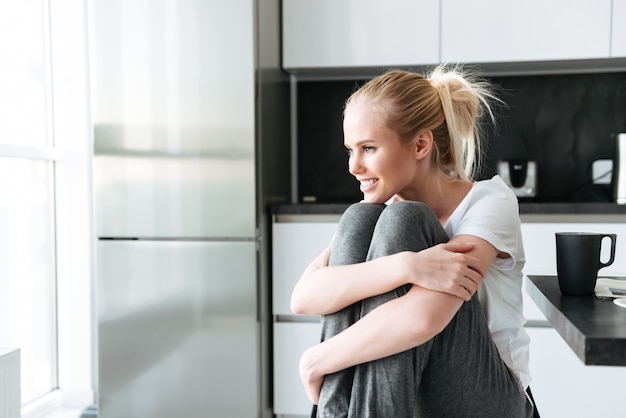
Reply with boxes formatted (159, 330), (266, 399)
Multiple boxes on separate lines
(298, 235), (498, 404)
(291, 239), (487, 316)
(291, 243), (406, 315)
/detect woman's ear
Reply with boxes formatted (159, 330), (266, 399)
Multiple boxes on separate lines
(414, 130), (434, 160)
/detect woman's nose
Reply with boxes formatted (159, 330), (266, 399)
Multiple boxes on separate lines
(348, 154), (363, 175)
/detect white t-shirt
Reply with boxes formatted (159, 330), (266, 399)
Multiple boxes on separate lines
(444, 175), (531, 389)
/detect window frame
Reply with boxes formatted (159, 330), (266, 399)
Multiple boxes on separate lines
(15, 0), (96, 416)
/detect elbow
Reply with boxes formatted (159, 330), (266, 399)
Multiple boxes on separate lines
(290, 289), (312, 315)
(291, 291), (332, 316)
(290, 300), (319, 316)
(290, 297), (306, 315)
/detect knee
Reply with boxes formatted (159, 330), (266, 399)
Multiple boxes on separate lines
(386, 200), (430, 212)
(374, 201), (446, 246)
(342, 202), (386, 221)
(381, 201), (437, 224)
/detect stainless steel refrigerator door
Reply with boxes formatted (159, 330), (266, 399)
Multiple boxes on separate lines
(93, 155), (255, 238)
(97, 240), (258, 418)
(89, 0), (255, 238)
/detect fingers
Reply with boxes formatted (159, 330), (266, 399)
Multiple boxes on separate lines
(461, 277), (480, 300)
(405, 246), (486, 300)
(442, 240), (476, 253)
(458, 285), (473, 302)
(467, 259), (487, 280)
(448, 282), (471, 301)
(456, 251), (486, 278)
(447, 276), (476, 301)
(448, 264), (483, 300)
(299, 350), (323, 405)
(442, 242), (488, 276)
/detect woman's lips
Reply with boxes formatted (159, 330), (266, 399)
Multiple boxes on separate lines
(359, 178), (378, 192)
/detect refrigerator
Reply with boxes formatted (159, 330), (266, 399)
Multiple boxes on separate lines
(88, 0), (284, 416)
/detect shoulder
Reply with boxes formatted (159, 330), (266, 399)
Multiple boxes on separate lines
(473, 175), (517, 200)
(469, 176), (519, 213)
(455, 176), (520, 233)
(446, 175), (521, 234)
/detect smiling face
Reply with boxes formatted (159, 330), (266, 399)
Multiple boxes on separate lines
(343, 100), (421, 203)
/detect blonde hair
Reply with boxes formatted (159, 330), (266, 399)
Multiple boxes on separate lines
(345, 64), (500, 180)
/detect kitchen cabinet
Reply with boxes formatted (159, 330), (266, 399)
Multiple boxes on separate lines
(282, 0), (439, 69)
(441, 0), (612, 63)
(282, 0), (623, 72)
(273, 322), (322, 416)
(613, 0), (626, 57)
(272, 221), (338, 315)
(526, 327), (626, 418)
(272, 220), (336, 416)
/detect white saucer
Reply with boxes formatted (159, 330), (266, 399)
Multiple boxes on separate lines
(613, 298), (626, 308)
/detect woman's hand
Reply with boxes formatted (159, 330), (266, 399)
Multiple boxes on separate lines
(396, 241), (487, 301)
(299, 346), (324, 405)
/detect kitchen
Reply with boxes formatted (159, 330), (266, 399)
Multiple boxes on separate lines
(1, 1), (626, 418)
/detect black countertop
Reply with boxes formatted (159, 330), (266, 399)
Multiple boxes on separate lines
(526, 275), (626, 366)
(271, 202), (626, 216)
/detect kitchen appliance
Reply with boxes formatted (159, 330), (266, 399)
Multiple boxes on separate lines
(498, 160), (537, 198)
(89, 1), (270, 416)
(612, 133), (626, 204)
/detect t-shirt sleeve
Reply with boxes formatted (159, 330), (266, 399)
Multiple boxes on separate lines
(453, 181), (521, 271)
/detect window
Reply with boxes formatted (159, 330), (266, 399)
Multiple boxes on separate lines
(0, 0), (94, 413)
(0, 0), (58, 404)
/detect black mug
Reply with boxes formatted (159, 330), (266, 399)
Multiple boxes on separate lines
(555, 232), (617, 296)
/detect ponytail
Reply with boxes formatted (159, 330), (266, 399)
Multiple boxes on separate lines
(428, 64), (500, 180)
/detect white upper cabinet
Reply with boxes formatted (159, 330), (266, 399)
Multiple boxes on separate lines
(613, 0), (626, 57)
(441, 0), (612, 63)
(282, 0), (439, 69)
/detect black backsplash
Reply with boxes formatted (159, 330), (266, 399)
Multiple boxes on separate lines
(296, 72), (626, 204)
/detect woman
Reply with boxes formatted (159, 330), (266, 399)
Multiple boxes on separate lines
(291, 66), (536, 417)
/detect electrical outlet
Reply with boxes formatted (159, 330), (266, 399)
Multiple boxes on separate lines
(592, 159), (612, 184)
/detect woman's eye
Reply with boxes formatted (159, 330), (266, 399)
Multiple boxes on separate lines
(345, 148), (353, 157)
(363, 146), (375, 153)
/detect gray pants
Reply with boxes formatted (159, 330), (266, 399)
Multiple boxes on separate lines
(316, 201), (533, 418)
